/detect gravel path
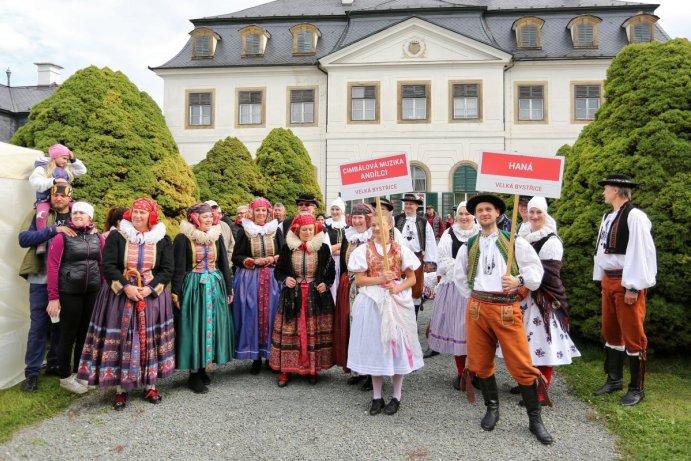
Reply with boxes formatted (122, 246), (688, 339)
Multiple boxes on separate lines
(2, 302), (618, 461)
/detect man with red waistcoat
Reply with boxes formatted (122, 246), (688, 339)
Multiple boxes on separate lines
(593, 175), (656, 406)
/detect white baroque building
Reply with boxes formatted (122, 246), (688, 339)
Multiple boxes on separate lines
(152, 0), (667, 216)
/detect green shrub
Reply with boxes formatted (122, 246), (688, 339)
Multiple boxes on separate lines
(255, 128), (323, 215)
(193, 137), (266, 213)
(552, 39), (691, 353)
(12, 66), (198, 233)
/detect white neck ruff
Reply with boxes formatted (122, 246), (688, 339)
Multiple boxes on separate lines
(179, 220), (221, 244)
(345, 226), (371, 244)
(241, 218), (278, 237)
(451, 223), (481, 242)
(286, 229), (324, 252)
(119, 219), (167, 245)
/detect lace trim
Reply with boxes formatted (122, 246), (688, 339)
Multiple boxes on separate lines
(241, 218), (279, 237)
(179, 220), (221, 244)
(119, 220), (166, 245)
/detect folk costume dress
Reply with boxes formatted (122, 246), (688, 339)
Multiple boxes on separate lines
(333, 226), (370, 370)
(232, 218), (282, 361)
(172, 221), (234, 370)
(325, 218), (348, 303)
(77, 219), (176, 390)
(347, 241), (424, 376)
(428, 223), (480, 356)
(517, 225), (580, 367)
(269, 228), (336, 375)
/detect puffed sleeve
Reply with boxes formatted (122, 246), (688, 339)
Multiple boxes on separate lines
(538, 236), (563, 261)
(592, 216), (606, 282)
(347, 244), (369, 273)
(515, 237), (544, 291)
(423, 221), (437, 263)
(435, 232), (453, 277)
(400, 245), (422, 272)
(622, 209), (657, 290)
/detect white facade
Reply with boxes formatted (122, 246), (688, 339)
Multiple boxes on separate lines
(155, 8), (650, 215)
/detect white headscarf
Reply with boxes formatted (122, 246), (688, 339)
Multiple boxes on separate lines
(527, 196), (557, 232)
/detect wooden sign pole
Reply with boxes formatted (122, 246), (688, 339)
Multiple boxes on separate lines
(505, 193), (519, 279)
(375, 196), (390, 271)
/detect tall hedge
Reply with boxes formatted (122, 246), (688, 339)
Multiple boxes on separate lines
(552, 39), (691, 353)
(255, 128), (323, 215)
(193, 137), (266, 213)
(11, 66), (198, 232)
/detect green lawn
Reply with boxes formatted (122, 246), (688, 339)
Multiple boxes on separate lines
(559, 342), (691, 461)
(0, 371), (79, 444)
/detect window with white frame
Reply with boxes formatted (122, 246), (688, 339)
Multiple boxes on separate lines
(574, 84), (601, 121)
(452, 83), (480, 120)
(238, 91), (263, 125)
(518, 85), (545, 121)
(290, 89), (315, 124)
(401, 84), (428, 121)
(411, 165), (427, 192)
(188, 92), (212, 126)
(351, 85), (377, 121)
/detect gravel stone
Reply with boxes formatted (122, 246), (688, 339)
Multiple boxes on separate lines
(1, 302), (618, 460)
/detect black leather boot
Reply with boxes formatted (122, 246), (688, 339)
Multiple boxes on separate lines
(478, 375), (499, 431)
(519, 381), (554, 445)
(620, 353), (645, 406)
(593, 346), (625, 396)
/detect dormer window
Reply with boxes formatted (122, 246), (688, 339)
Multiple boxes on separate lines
(567, 16), (601, 49)
(190, 27), (220, 59)
(623, 14), (658, 44)
(290, 24), (320, 56)
(240, 25), (270, 57)
(512, 17), (545, 50)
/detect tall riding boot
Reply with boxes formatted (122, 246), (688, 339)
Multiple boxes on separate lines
(519, 380), (554, 445)
(478, 375), (499, 431)
(620, 352), (646, 406)
(593, 346), (625, 396)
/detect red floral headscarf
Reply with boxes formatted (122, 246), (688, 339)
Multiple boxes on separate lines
(249, 197), (272, 223)
(290, 213), (322, 235)
(187, 203), (218, 228)
(123, 197), (160, 227)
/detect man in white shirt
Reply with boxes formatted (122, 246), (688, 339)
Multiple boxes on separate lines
(394, 193), (437, 318)
(592, 175), (656, 406)
(454, 194), (552, 445)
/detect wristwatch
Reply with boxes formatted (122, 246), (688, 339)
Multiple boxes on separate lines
(627, 288), (640, 295)
(517, 275), (525, 287)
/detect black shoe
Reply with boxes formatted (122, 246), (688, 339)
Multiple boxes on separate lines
(452, 376), (461, 391)
(383, 398), (401, 415)
(21, 376), (38, 393)
(620, 387), (645, 406)
(44, 366), (60, 377)
(361, 376), (373, 391)
(199, 368), (211, 385)
(250, 360), (262, 375)
(265, 359), (272, 370)
(479, 376), (499, 431)
(188, 372), (209, 394)
(593, 347), (625, 396)
(519, 381), (554, 445)
(423, 349), (440, 359)
(509, 385), (520, 395)
(347, 374), (366, 385)
(369, 398), (385, 415)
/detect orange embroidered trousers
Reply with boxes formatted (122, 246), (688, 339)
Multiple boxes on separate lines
(466, 296), (541, 386)
(601, 275), (647, 354)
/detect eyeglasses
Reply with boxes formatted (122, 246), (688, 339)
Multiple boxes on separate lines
(297, 202), (312, 207)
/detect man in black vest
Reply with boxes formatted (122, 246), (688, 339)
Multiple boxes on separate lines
(593, 175), (656, 406)
(394, 193), (437, 317)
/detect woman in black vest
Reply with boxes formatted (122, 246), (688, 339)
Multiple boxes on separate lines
(324, 197), (349, 303)
(427, 202), (480, 390)
(46, 202), (103, 394)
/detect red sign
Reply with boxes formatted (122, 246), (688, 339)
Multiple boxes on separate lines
(339, 153), (413, 201)
(476, 151), (565, 198)
(340, 153), (409, 185)
(480, 152), (562, 181)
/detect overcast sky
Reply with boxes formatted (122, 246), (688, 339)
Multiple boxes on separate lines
(1, 0), (689, 109)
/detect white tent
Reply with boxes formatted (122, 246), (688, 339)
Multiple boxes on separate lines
(0, 142), (42, 389)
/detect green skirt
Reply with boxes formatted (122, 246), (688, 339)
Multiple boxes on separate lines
(175, 270), (234, 370)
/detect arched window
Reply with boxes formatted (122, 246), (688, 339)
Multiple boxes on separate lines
(240, 25), (270, 57)
(622, 14), (658, 44)
(190, 27), (221, 59)
(411, 164), (428, 192)
(452, 164), (477, 202)
(512, 17), (545, 50)
(290, 24), (321, 55)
